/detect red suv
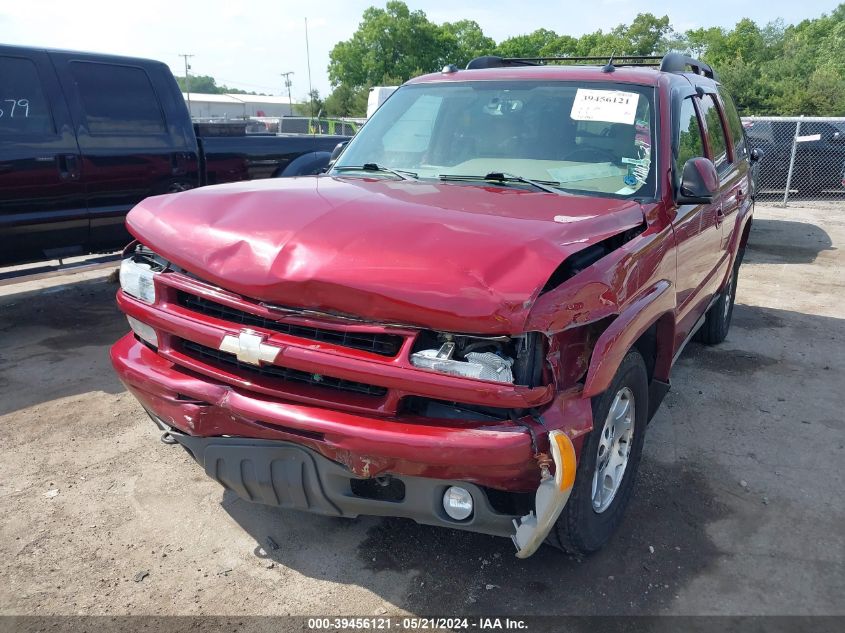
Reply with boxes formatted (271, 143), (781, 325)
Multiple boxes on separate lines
(111, 53), (756, 557)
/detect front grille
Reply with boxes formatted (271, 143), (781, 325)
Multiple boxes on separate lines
(177, 291), (403, 357)
(180, 339), (388, 398)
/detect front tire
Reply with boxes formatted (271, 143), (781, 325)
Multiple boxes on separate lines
(549, 349), (649, 555)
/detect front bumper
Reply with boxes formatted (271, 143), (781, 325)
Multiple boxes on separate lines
(160, 422), (519, 537)
(113, 334), (589, 554)
(112, 334), (591, 490)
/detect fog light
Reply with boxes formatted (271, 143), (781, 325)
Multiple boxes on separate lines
(127, 316), (158, 348)
(443, 486), (473, 521)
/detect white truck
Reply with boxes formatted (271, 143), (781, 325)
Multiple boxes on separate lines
(366, 86), (398, 118)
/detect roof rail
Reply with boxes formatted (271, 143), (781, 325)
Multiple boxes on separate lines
(658, 52), (718, 80)
(465, 52), (718, 80)
(465, 55), (536, 69)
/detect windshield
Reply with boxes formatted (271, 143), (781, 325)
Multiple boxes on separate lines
(332, 80), (657, 199)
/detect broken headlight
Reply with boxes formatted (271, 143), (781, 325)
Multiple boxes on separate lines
(411, 344), (514, 383)
(410, 332), (544, 385)
(119, 245), (168, 304)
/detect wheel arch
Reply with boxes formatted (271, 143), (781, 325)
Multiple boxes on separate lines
(581, 280), (675, 400)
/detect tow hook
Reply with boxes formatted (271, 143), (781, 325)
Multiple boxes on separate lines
(511, 430), (577, 558)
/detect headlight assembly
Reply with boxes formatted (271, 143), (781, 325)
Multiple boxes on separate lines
(119, 245), (168, 303)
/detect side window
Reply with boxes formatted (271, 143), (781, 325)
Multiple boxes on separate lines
(0, 56), (55, 137)
(676, 97), (705, 184)
(69, 62), (166, 135)
(719, 90), (747, 159)
(699, 94), (729, 169)
(382, 94), (442, 153)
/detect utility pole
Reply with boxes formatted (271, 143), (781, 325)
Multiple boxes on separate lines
(179, 54), (194, 117)
(281, 72), (294, 115)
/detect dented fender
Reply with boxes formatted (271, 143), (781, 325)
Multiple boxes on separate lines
(582, 279), (675, 397)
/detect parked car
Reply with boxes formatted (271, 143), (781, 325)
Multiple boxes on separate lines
(743, 118), (845, 195)
(111, 53), (756, 557)
(0, 44), (348, 265)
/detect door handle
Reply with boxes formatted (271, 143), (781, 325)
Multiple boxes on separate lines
(171, 152), (188, 176)
(56, 154), (80, 181)
(57, 155), (69, 180)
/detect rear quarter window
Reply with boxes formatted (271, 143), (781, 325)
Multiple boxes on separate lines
(69, 61), (166, 136)
(0, 56), (55, 137)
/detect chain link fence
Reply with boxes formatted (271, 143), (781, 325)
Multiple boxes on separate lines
(742, 116), (845, 208)
(192, 116), (365, 136)
(254, 116), (365, 136)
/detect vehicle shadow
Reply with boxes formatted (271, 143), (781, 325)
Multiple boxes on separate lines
(0, 275), (126, 416)
(745, 218), (834, 264)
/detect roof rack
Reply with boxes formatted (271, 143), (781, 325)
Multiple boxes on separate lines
(465, 52), (718, 80)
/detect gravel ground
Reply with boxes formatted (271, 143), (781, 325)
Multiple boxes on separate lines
(0, 203), (843, 617)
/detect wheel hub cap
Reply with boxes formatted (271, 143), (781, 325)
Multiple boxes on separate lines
(592, 386), (635, 513)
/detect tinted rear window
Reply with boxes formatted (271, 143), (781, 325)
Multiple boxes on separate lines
(0, 56), (54, 137)
(69, 61), (166, 135)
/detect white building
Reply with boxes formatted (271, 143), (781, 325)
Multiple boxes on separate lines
(182, 93), (298, 119)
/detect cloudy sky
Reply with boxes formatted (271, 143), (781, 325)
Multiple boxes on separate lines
(1, 0), (839, 98)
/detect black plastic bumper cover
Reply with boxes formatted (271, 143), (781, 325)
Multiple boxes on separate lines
(171, 430), (518, 537)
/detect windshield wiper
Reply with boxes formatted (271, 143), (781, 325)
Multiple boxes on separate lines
(439, 172), (561, 194)
(334, 163), (418, 180)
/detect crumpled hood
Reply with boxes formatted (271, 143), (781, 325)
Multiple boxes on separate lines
(126, 176), (644, 334)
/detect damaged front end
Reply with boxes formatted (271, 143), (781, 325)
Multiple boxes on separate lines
(512, 430), (577, 558)
(113, 178), (664, 558)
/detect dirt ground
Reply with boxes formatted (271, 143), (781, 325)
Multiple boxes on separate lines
(0, 203), (843, 617)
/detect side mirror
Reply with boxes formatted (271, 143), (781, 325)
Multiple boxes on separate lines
(750, 147), (764, 163)
(329, 141), (348, 163)
(676, 157), (718, 205)
(323, 141), (349, 173)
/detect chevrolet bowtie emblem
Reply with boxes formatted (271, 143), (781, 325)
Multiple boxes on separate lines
(218, 329), (280, 366)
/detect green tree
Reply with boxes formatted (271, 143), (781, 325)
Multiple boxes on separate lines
(174, 75), (265, 96)
(293, 89), (324, 116)
(442, 19), (496, 68)
(681, 27), (725, 58)
(615, 13), (673, 55)
(327, 2), (845, 117)
(496, 29), (560, 58)
(324, 84), (370, 117)
(328, 1), (451, 88)
(175, 75), (222, 94)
